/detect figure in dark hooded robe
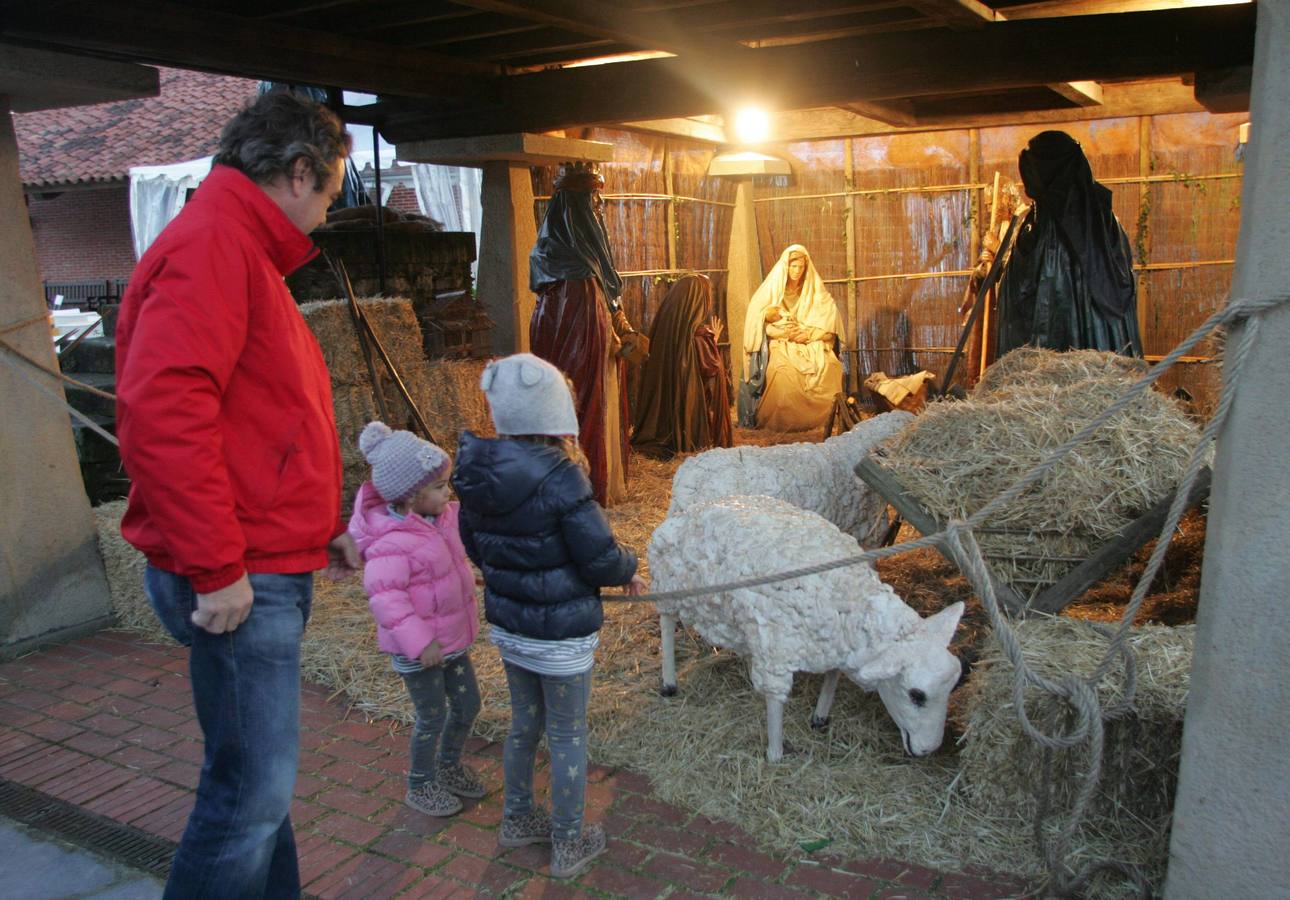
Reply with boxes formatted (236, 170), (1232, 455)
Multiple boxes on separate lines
(529, 162), (648, 506)
(995, 131), (1143, 358)
(631, 274), (733, 458)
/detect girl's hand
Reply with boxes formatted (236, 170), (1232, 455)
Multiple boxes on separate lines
(419, 640), (444, 668)
(624, 574), (648, 596)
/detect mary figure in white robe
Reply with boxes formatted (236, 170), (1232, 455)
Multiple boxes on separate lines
(738, 245), (844, 432)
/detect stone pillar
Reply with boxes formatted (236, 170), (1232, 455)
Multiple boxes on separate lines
(476, 161), (537, 354)
(1164, 3), (1290, 896)
(0, 102), (111, 658)
(724, 179), (763, 385)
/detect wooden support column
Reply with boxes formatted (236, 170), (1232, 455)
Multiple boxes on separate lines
(968, 128), (981, 266)
(725, 180), (763, 386)
(396, 133), (613, 355)
(0, 48), (155, 658)
(1165, 2), (1290, 895)
(477, 161), (538, 354)
(663, 146), (678, 273)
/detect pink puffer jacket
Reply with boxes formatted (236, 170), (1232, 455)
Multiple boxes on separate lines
(348, 481), (478, 660)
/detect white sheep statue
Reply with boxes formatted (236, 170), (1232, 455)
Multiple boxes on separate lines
(667, 411), (913, 547)
(649, 495), (964, 762)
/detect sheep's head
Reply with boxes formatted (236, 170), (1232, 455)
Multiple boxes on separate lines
(845, 602), (964, 756)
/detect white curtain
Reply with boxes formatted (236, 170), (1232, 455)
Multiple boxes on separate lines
(412, 164), (483, 278)
(128, 157), (213, 259)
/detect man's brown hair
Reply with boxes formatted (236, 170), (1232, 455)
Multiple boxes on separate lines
(214, 90), (350, 191)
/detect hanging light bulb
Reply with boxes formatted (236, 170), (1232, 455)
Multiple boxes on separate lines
(733, 106), (771, 145)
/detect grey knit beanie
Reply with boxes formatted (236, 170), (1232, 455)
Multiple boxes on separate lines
(359, 421), (450, 503)
(480, 353), (579, 437)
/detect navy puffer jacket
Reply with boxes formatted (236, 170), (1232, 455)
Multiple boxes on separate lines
(452, 432), (637, 640)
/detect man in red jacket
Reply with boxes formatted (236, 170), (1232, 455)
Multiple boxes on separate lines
(116, 90), (360, 899)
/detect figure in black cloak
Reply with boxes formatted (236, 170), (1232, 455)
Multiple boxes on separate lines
(529, 161), (648, 506)
(631, 274), (733, 458)
(995, 131), (1143, 357)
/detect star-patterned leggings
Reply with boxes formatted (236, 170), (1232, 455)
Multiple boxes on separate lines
(501, 662), (593, 841)
(400, 653), (481, 790)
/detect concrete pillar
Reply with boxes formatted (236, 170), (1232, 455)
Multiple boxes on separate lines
(725, 179), (763, 384)
(1164, 3), (1290, 896)
(0, 101), (111, 658)
(476, 161), (537, 355)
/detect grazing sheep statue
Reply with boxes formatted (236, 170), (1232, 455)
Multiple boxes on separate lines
(667, 411), (912, 546)
(649, 495), (964, 762)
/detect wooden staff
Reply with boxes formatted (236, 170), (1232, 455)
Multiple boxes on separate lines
(325, 252), (439, 445)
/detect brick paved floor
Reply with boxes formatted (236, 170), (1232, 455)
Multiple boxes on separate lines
(0, 630), (1031, 899)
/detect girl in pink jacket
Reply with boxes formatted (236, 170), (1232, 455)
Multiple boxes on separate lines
(348, 421), (483, 817)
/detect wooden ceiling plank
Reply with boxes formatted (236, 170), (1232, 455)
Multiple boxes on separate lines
(447, 0), (743, 58)
(379, 4), (1255, 139)
(902, 0), (997, 28)
(0, 0), (500, 94)
(618, 116), (727, 142)
(738, 19), (933, 48)
(843, 99), (920, 126)
(1047, 80), (1105, 106)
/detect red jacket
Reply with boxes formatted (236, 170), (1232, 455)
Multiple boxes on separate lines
(116, 165), (343, 592)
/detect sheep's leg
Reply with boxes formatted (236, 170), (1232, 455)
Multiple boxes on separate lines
(766, 695), (786, 763)
(659, 612), (678, 696)
(811, 670), (841, 731)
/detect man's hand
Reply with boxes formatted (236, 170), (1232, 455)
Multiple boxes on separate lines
(325, 533), (361, 581)
(192, 574), (254, 634)
(418, 640), (444, 668)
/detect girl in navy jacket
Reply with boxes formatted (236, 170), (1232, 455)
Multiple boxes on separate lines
(453, 354), (646, 878)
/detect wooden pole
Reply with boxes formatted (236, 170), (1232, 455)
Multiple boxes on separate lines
(844, 138), (858, 394)
(979, 171), (1003, 377)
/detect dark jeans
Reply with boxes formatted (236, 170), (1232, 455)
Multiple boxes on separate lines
(501, 662), (592, 841)
(400, 653), (481, 789)
(146, 565), (312, 900)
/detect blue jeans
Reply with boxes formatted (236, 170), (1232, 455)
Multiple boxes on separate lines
(501, 662), (592, 841)
(146, 565), (312, 900)
(401, 654), (481, 789)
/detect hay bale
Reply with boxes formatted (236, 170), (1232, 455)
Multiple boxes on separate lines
(413, 357), (494, 454)
(956, 617), (1192, 891)
(880, 348), (1201, 594)
(93, 501), (172, 643)
(301, 297), (436, 513)
(974, 347), (1147, 399)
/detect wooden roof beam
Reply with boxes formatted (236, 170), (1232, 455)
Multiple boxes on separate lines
(0, 0), (499, 96)
(771, 78), (1212, 142)
(378, 4), (1255, 140)
(996, 0), (1252, 20)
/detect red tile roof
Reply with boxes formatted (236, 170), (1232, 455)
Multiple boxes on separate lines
(13, 67), (259, 189)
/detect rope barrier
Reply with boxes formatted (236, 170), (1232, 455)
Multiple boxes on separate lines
(0, 335), (119, 400)
(0, 312), (55, 336)
(1, 339), (119, 446)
